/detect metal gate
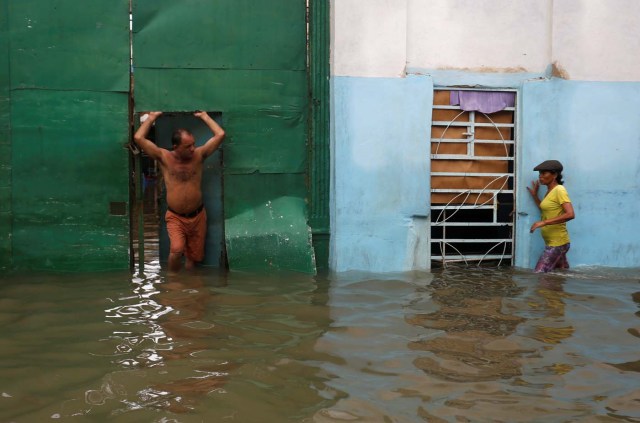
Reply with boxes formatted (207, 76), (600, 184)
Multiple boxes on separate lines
(131, 0), (324, 273)
(430, 89), (516, 267)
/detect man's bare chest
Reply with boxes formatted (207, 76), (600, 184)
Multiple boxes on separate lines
(170, 168), (198, 182)
(163, 161), (201, 184)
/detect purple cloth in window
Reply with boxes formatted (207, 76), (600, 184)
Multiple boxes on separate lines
(450, 91), (515, 114)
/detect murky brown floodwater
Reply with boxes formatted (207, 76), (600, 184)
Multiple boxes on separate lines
(1, 264), (638, 422)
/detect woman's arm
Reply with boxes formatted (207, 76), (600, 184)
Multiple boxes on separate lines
(530, 202), (575, 233)
(527, 180), (542, 209)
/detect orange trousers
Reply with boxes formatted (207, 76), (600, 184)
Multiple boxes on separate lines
(165, 208), (207, 262)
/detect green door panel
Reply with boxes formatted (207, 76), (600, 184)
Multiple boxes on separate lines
(224, 174), (316, 274)
(134, 68), (308, 174)
(9, 0), (130, 92)
(4, 0), (131, 271)
(133, 0), (316, 273)
(1, 0), (325, 273)
(133, 0), (306, 71)
(0, 0), (11, 269)
(11, 90), (129, 271)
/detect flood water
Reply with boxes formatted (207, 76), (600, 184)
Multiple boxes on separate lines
(1, 264), (639, 422)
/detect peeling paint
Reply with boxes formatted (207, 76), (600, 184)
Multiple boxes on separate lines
(551, 61), (570, 79)
(436, 66), (530, 74)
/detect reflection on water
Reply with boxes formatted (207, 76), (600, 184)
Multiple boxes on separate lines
(408, 269), (528, 383)
(0, 265), (639, 422)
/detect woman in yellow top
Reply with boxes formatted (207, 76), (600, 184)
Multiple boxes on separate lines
(527, 160), (576, 273)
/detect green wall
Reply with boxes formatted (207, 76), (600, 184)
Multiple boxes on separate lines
(308, 0), (331, 270)
(133, 0), (317, 273)
(0, 0), (10, 269)
(0, 0), (328, 273)
(3, 0), (130, 271)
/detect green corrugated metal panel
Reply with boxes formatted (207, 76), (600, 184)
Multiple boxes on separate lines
(134, 69), (306, 111)
(0, 143), (9, 185)
(0, 187), (9, 213)
(8, 0), (129, 92)
(0, 0), (8, 89)
(0, 0), (9, 147)
(12, 223), (128, 272)
(0, 79), (8, 142)
(309, 0), (331, 268)
(0, 0), (11, 270)
(11, 89), (129, 271)
(224, 174), (315, 274)
(6, 0), (131, 272)
(309, 0), (330, 227)
(134, 68), (308, 174)
(133, 0), (316, 273)
(0, 211), (10, 269)
(1, 0), (10, 144)
(0, 120), (8, 141)
(312, 233), (329, 271)
(133, 0), (306, 71)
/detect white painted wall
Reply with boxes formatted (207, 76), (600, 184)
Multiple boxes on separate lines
(552, 0), (640, 81)
(407, 0), (552, 74)
(332, 0), (407, 78)
(332, 0), (640, 82)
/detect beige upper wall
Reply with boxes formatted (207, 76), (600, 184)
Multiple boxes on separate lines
(332, 0), (408, 78)
(552, 0), (640, 81)
(407, 0), (552, 74)
(332, 0), (640, 81)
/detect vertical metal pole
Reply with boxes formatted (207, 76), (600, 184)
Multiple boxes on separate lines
(129, 0), (145, 275)
(468, 111), (475, 156)
(308, 0), (331, 268)
(1, 0), (13, 270)
(136, 155), (145, 275)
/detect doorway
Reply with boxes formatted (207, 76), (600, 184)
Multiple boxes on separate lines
(430, 89), (517, 267)
(132, 112), (226, 270)
(128, 0), (327, 273)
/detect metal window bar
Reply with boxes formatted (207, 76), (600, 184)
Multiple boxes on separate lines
(430, 92), (516, 268)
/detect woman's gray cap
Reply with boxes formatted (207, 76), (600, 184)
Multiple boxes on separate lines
(533, 160), (563, 172)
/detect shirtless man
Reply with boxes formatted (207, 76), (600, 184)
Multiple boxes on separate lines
(134, 111), (225, 272)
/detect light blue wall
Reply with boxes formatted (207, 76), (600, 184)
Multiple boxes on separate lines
(516, 79), (640, 268)
(331, 76), (433, 272)
(331, 73), (640, 272)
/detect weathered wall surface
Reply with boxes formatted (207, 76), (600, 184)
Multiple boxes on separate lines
(2, 0), (637, 273)
(331, 76), (432, 272)
(333, 0), (408, 78)
(331, 0), (640, 271)
(517, 80), (640, 268)
(407, 0), (552, 76)
(133, 0), (316, 273)
(0, 1), (11, 270)
(333, 0), (640, 81)
(2, 0), (131, 272)
(1, 0), (325, 273)
(552, 0), (640, 81)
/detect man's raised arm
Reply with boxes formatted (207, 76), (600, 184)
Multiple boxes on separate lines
(194, 111), (226, 159)
(133, 112), (164, 161)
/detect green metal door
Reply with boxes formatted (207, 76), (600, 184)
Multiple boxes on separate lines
(3, 0), (131, 272)
(0, 0), (327, 273)
(0, 0), (10, 270)
(132, 0), (317, 273)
